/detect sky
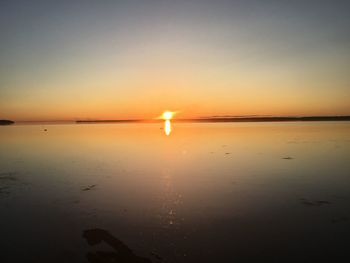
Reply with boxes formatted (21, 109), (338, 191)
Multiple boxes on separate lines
(0, 0), (349, 121)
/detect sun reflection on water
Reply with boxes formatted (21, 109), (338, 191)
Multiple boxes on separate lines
(164, 120), (171, 136)
(160, 111), (177, 136)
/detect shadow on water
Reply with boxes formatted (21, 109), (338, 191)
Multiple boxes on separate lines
(83, 229), (153, 263)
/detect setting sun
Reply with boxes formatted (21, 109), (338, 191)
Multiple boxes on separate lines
(161, 111), (176, 121)
(160, 111), (176, 136)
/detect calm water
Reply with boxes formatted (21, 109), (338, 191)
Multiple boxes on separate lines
(1, 122), (350, 262)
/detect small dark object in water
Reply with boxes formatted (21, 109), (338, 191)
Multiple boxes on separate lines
(300, 198), (331, 206)
(83, 228), (153, 263)
(0, 173), (18, 196)
(82, 185), (96, 191)
(282, 157), (293, 160)
(44, 129), (47, 131)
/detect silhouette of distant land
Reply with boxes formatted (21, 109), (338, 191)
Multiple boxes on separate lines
(0, 120), (14, 125)
(183, 115), (350, 122)
(77, 119), (144, 123)
(76, 115), (350, 124)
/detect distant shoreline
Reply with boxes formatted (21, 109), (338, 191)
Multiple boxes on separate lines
(76, 116), (350, 124)
(0, 120), (15, 125)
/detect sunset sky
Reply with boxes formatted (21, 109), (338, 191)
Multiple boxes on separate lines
(1, 0), (349, 121)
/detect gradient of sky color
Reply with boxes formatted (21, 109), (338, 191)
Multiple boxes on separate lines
(1, 0), (349, 121)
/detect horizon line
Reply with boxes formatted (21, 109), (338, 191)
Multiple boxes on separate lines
(8, 115), (350, 124)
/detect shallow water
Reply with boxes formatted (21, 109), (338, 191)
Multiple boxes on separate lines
(1, 122), (350, 262)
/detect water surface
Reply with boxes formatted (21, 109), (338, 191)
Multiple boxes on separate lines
(1, 122), (350, 262)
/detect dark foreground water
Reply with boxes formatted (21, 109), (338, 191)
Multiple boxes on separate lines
(1, 122), (350, 262)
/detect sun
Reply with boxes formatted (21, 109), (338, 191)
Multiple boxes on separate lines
(161, 111), (176, 121)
